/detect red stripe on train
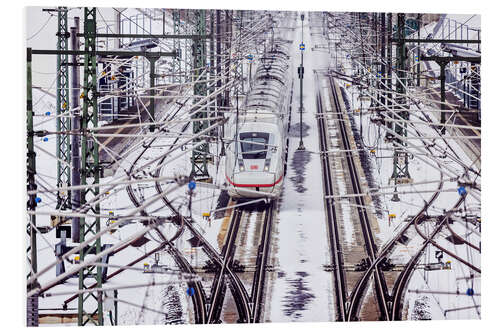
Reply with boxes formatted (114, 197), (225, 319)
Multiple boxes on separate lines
(225, 174), (283, 188)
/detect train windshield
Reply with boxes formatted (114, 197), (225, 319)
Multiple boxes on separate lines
(239, 132), (269, 159)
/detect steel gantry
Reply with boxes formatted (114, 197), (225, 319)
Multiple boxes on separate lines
(56, 7), (72, 210)
(191, 9), (211, 180)
(78, 7), (103, 326)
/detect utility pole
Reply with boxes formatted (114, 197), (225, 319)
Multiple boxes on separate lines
(390, 13), (412, 201)
(147, 55), (159, 132)
(184, 10), (192, 82)
(297, 13), (306, 151)
(236, 11), (244, 93)
(78, 7), (103, 326)
(114, 9), (122, 50)
(216, 10), (226, 157)
(380, 13), (386, 108)
(221, 10), (233, 156)
(26, 47), (39, 327)
(172, 9), (182, 83)
(386, 13), (393, 133)
(56, 6), (71, 210)
(223, 10), (232, 115)
(71, 17), (81, 243)
(191, 9), (211, 180)
(209, 10), (216, 124)
(416, 14), (421, 87)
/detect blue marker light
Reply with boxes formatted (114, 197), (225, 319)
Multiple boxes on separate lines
(299, 43), (305, 51)
(187, 287), (195, 296)
(35, 197), (42, 203)
(466, 288), (474, 296)
(188, 181), (196, 191)
(43, 137), (48, 142)
(458, 186), (467, 196)
(45, 111), (51, 116)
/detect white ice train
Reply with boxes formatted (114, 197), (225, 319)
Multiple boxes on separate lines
(225, 37), (293, 198)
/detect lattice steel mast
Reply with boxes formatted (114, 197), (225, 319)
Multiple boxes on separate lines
(78, 7), (103, 326)
(56, 6), (71, 209)
(191, 9), (211, 180)
(390, 13), (411, 200)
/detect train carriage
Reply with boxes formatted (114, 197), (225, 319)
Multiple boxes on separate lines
(225, 28), (294, 198)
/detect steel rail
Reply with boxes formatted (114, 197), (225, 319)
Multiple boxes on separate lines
(391, 196), (466, 320)
(206, 207), (245, 323)
(344, 86), (448, 321)
(250, 201), (275, 323)
(328, 76), (390, 320)
(315, 72), (348, 321)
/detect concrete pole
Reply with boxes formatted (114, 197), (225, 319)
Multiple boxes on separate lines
(380, 13), (386, 107)
(417, 14), (421, 87)
(440, 62), (447, 134)
(114, 10), (122, 50)
(148, 56), (157, 132)
(71, 17), (81, 243)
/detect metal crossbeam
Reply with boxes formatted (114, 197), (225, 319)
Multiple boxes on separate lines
(390, 38), (481, 44)
(75, 33), (212, 39)
(32, 49), (177, 57)
(78, 7), (103, 326)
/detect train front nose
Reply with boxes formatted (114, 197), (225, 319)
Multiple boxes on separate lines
(228, 172), (278, 198)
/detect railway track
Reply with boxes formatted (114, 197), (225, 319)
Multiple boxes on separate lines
(154, 162), (253, 323)
(207, 207), (244, 323)
(326, 75), (391, 320)
(250, 201), (275, 323)
(126, 175), (208, 324)
(191, 201), (275, 324)
(391, 196), (467, 320)
(315, 72), (348, 321)
(330, 71), (478, 320)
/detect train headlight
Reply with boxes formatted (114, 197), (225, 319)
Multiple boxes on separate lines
(264, 158), (271, 171)
(238, 159), (245, 172)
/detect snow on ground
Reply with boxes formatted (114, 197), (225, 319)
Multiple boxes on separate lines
(266, 12), (334, 323)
